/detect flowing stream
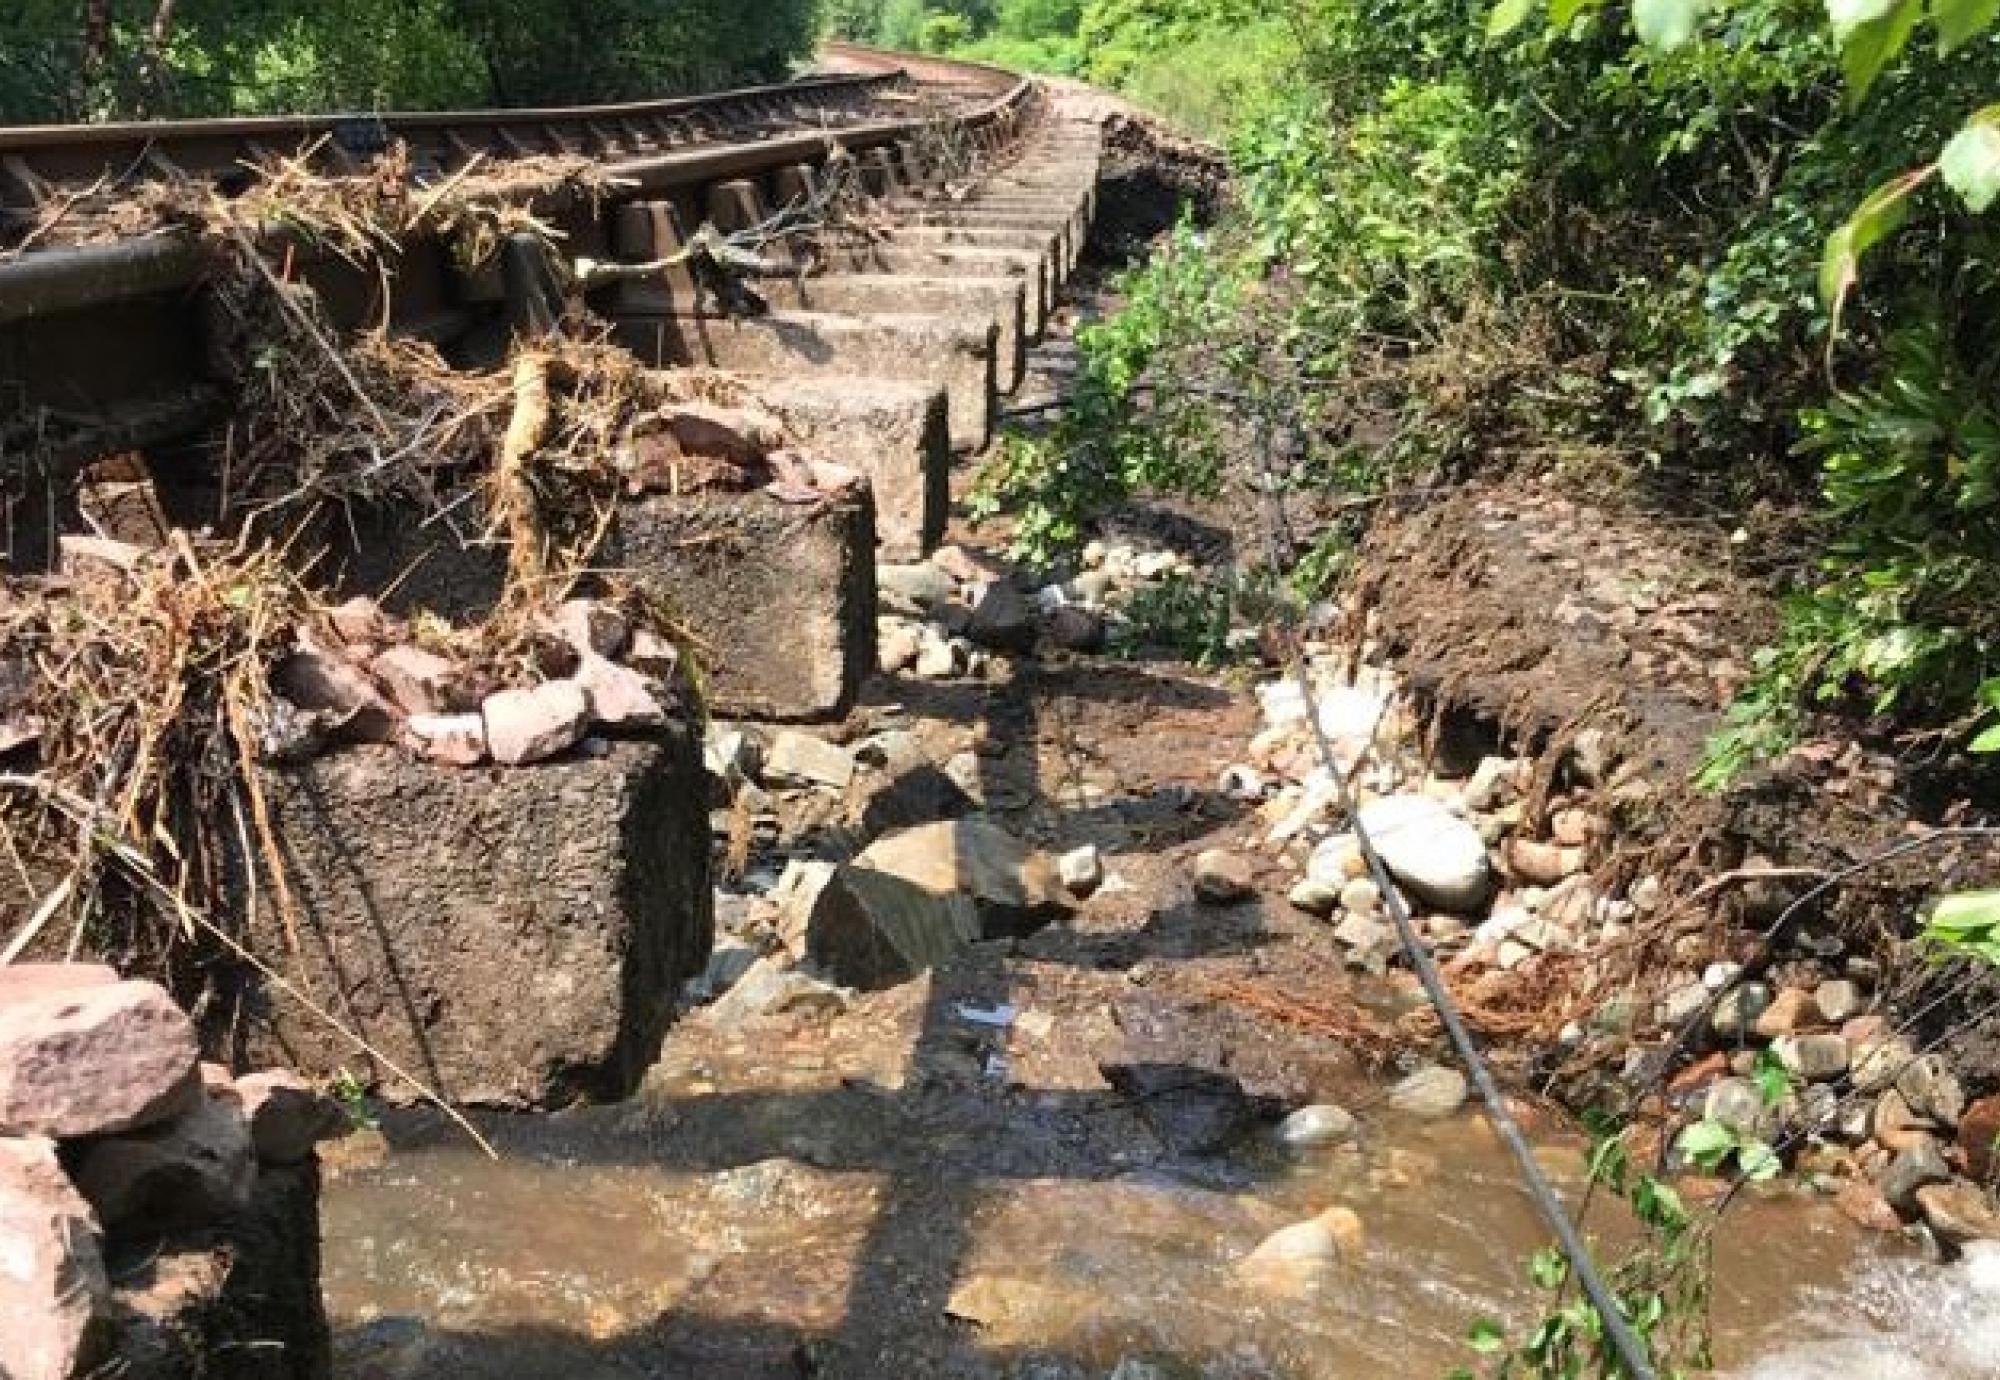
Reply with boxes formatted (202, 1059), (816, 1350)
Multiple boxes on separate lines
(319, 1089), (1998, 1378)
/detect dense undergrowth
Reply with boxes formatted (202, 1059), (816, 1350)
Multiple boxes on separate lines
(847, 0), (2000, 780)
(0, 0), (818, 121)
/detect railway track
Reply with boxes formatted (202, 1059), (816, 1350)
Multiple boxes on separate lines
(0, 44), (1102, 715)
(0, 44), (1061, 469)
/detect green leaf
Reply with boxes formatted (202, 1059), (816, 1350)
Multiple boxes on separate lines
(1633, 0), (1705, 47)
(1971, 721), (2000, 752)
(1552, 0), (1604, 19)
(1737, 1139), (1783, 1181)
(1528, 1245), (1569, 1290)
(1941, 108), (2000, 213)
(1934, 0), (2000, 52)
(1489, 0), (1539, 36)
(1819, 167), (1932, 307)
(1932, 889), (2000, 933)
(1825, 0), (1896, 40)
(1469, 1318), (1508, 1353)
(1677, 1118), (1738, 1169)
(1841, 0), (1923, 103)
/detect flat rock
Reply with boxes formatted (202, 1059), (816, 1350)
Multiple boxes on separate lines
(0, 962), (117, 1003)
(1916, 1180), (2000, 1245)
(807, 819), (1072, 988)
(69, 1083), (256, 1234)
(0, 980), (199, 1139)
(704, 956), (852, 1029)
(368, 644), (460, 716)
(481, 679), (591, 765)
(764, 730), (856, 789)
(0, 1136), (110, 1380)
(575, 655), (668, 728)
(1355, 794), (1491, 912)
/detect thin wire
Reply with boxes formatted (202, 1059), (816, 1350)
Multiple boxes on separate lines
(1251, 413), (1660, 1380)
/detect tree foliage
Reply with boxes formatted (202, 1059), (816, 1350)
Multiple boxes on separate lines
(0, 0), (820, 122)
(965, 0), (2000, 773)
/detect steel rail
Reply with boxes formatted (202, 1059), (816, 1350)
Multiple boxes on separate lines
(0, 71), (906, 209)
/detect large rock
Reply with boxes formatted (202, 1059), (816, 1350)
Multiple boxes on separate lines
(0, 1136), (111, 1380)
(0, 962), (116, 1002)
(806, 819), (1073, 988)
(241, 740), (711, 1107)
(0, 980), (198, 1139)
(966, 580), (1037, 652)
(69, 1086), (256, 1233)
(1354, 794), (1492, 912)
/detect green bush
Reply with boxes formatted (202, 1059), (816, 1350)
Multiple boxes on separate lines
(0, 0), (821, 121)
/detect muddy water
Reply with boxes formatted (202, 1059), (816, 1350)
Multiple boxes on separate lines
(320, 1095), (1973, 1379)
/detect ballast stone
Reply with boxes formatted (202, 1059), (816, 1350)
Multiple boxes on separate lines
(0, 979), (199, 1140)
(1355, 794), (1492, 912)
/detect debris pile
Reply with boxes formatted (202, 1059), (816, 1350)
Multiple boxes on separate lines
(1221, 615), (2000, 1248)
(273, 590), (689, 769)
(0, 962), (344, 1380)
(875, 536), (1201, 681)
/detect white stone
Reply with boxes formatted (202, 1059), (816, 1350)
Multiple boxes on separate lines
(1355, 794), (1493, 912)
(1287, 878), (1340, 917)
(1279, 1104), (1358, 1148)
(1306, 831), (1364, 887)
(1057, 845), (1104, 897)
(405, 712), (487, 766)
(575, 655), (668, 728)
(1387, 1064), (1468, 1119)
(1218, 764), (1265, 801)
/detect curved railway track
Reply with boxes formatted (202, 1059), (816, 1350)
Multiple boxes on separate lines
(0, 45), (1078, 468)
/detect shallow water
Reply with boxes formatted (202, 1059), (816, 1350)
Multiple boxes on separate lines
(320, 1098), (1974, 1378)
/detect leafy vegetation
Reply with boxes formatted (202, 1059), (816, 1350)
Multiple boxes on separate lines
(952, 0), (2000, 776)
(0, 0), (820, 121)
(1451, 1133), (1716, 1379)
